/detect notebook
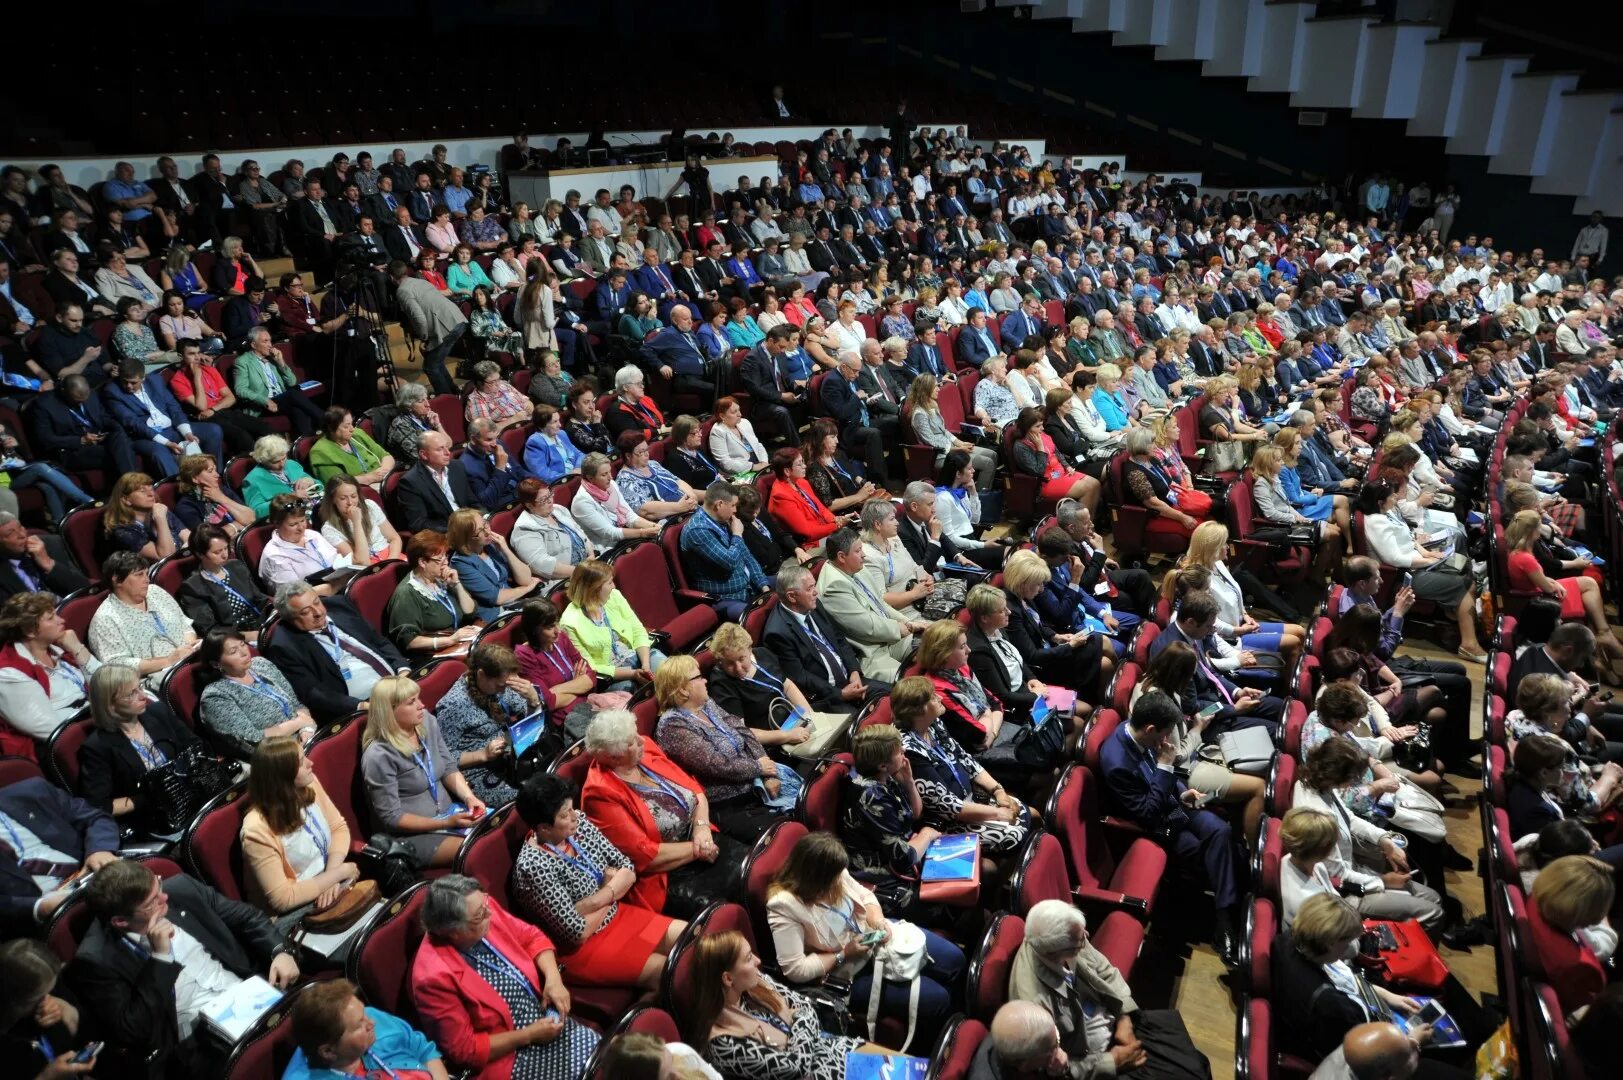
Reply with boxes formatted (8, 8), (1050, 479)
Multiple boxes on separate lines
(201, 976), (283, 1043)
(921, 834), (979, 882)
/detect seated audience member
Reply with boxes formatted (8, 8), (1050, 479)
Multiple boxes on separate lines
(0, 590), (99, 745)
(0, 771), (118, 933)
(262, 582), (409, 724)
(234, 326), (325, 435)
(706, 621), (845, 758)
(395, 431), (476, 534)
(1506, 674), (1623, 814)
(664, 414), (724, 490)
(171, 455), (255, 540)
(818, 527), (926, 682)
(240, 735), (360, 933)
(896, 480), (1005, 576)
(319, 475), (404, 565)
(1010, 899), (1211, 1080)
(308, 405), (394, 488)
(653, 654), (789, 843)
(522, 406), (585, 483)
(386, 531), (480, 661)
(763, 561), (885, 712)
(678, 482), (771, 620)
(766, 447), (845, 549)
(242, 434), (323, 520)
(462, 360), (533, 433)
(571, 451), (660, 549)
(197, 625), (314, 755)
(434, 643), (538, 807)
(579, 708), (742, 920)
(1120, 426), (1208, 541)
(687, 929), (885, 1077)
(410, 874), (600, 1080)
(563, 383), (612, 456)
(259, 494), (354, 594)
(447, 509), (536, 622)
(1504, 508), (1623, 666)
(510, 773), (686, 989)
(101, 470), (186, 560)
(1526, 854), (1615, 1017)
(102, 358), (224, 477)
(283, 979), (450, 1080)
(0, 512), (91, 603)
(1277, 806), (1342, 928)
(617, 431), (699, 523)
(840, 723), (954, 902)
(509, 477), (597, 582)
(361, 675), (485, 871)
(88, 550), (197, 691)
(1100, 692), (1242, 965)
(803, 419), (880, 516)
(856, 498), (930, 621)
(1148, 591), (1285, 734)
(906, 375), (999, 492)
(766, 830), (967, 1047)
(1128, 641), (1267, 844)
(512, 598), (597, 746)
(603, 365), (667, 443)
(1509, 623), (1623, 734)
(1357, 480), (1488, 663)
(462, 419), (535, 513)
(386, 382), (448, 463)
(69, 857), (300, 1075)
(559, 558), (665, 689)
(737, 482), (803, 574)
(994, 554), (1114, 702)
(710, 395), (770, 476)
(1175, 521), (1304, 665)
(1293, 738), (1445, 929)
(0, 939), (101, 1076)
(1011, 405), (1098, 509)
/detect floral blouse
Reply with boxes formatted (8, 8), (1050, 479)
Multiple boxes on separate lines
(654, 703), (769, 804)
(617, 463), (686, 516)
(510, 817), (635, 951)
(432, 674), (523, 806)
(111, 322), (160, 363)
(840, 771), (922, 880)
(1507, 709), (1601, 815)
(974, 378), (1020, 428)
(465, 381), (529, 424)
(87, 589), (194, 690)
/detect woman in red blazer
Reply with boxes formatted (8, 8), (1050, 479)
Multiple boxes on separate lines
(410, 875), (600, 1080)
(578, 708), (742, 918)
(1527, 855), (1613, 1017)
(764, 447), (848, 547)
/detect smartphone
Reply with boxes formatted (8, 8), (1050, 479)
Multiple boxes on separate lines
(1196, 703), (1224, 721)
(859, 929), (888, 946)
(1416, 999), (1447, 1025)
(74, 1042), (104, 1064)
(1401, 572), (1413, 590)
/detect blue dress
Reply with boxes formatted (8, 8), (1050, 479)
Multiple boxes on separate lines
(1280, 464), (1336, 522)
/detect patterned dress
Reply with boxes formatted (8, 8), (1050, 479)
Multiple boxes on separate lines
(458, 939), (599, 1080)
(706, 976), (865, 1080)
(900, 721), (1031, 852)
(432, 675), (521, 806)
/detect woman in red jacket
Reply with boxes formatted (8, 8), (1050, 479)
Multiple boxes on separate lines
(577, 707), (745, 919)
(1526, 854), (1613, 1017)
(410, 875), (600, 1080)
(764, 447), (852, 549)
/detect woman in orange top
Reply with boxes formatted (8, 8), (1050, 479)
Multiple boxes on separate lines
(764, 447), (850, 549)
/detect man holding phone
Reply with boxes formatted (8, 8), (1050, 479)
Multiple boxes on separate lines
(1149, 592), (1286, 735)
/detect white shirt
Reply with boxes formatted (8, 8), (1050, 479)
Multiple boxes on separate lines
(0, 642), (100, 739)
(321, 501), (390, 560)
(259, 532), (349, 588)
(0, 808), (78, 899)
(137, 924), (243, 1034)
(282, 805), (330, 882)
(428, 466), (459, 510)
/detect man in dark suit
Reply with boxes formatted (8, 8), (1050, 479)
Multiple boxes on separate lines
(807, 228), (841, 276)
(641, 304), (717, 400)
(592, 267), (633, 327)
(188, 154), (238, 246)
(0, 512), (89, 601)
(101, 361), (226, 476)
(740, 325), (804, 444)
(762, 563), (884, 712)
(263, 583), (409, 723)
(287, 178), (342, 284)
(956, 308), (1002, 370)
(898, 483), (1005, 572)
(631, 248), (681, 319)
(31, 374), (140, 476)
(1147, 593), (1285, 732)
(1000, 297), (1045, 352)
(394, 431), (476, 532)
(406, 173), (437, 225)
(0, 776), (119, 933)
(821, 351), (890, 489)
(905, 324), (949, 380)
(1098, 692), (1241, 965)
(1509, 623), (1623, 736)
(70, 858), (301, 1077)
(668, 251), (711, 310)
(364, 174), (402, 225)
(383, 206), (429, 265)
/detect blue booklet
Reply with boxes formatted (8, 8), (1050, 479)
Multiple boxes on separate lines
(1578, 437), (1596, 448)
(846, 1053), (929, 1080)
(921, 834), (979, 882)
(508, 709), (550, 757)
(1081, 614), (1112, 636)
(1391, 996), (1466, 1049)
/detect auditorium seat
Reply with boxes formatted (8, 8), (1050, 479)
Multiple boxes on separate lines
(796, 753), (852, 833)
(1045, 763), (1165, 922)
(609, 540), (717, 652)
(965, 911), (1023, 1023)
(346, 880), (430, 1023)
(182, 784), (252, 901)
(930, 1015), (989, 1080)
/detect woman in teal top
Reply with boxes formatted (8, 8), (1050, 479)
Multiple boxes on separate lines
(616, 292), (663, 341)
(1090, 362), (1132, 431)
(307, 405), (394, 487)
(281, 981), (445, 1080)
(444, 244), (495, 300)
(723, 296), (766, 349)
(242, 434), (324, 519)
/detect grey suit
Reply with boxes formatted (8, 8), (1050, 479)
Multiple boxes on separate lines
(815, 562), (912, 680)
(393, 275), (467, 394)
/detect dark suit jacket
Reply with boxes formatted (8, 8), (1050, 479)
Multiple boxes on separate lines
(394, 461), (476, 532)
(0, 537), (89, 602)
(78, 701), (199, 818)
(100, 373), (192, 444)
(364, 192), (403, 225)
(175, 560), (269, 637)
(0, 778), (120, 932)
(31, 390), (120, 458)
(1098, 722), (1188, 833)
(819, 371), (869, 429)
(741, 345), (795, 404)
(261, 595), (406, 723)
(896, 512), (963, 574)
(956, 324), (1001, 369)
(1508, 645), (1564, 693)
(669, 264), (707, 303)
(741, 516), (799, 577)
(905, 341), (947, 380)
(288, 198), (338, 249)
(857, 364), (901, 418)
(761, 603), (868, 711)
(383, 223), (428, 264)
(966, 624), (1038, 713)
(1148, 621), (1241, 713)
(1271, 931), (1368, 1062)
(69, 874), (287, 1069)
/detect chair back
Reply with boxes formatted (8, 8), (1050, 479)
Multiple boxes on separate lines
(343, 560), (410, 636)
(741, 820), (809, 960)
(1010, 831), (1071, 915)
(223, 978), (316, 1080)
(150, 554), (198, 599)
(45, 718), (93, 793)
(61, 504), (107, 581)
(454, 801), (532, 911)
(965, 913), (1024, 1023)
(796, 753), (852, 832)
(429, 394), (467, 444)
(931, 1016), (989, 1080)
(546, 739), (592, 788)
(159, 657), (208, 730)
(307, 715), (370, 851)
(238, 525), (276, 588)
(413, 657), (466, 712)
(660, 902), (754, 1035)
(183, 784), (252, 901)
(0, 756), (44, 787)
(610, 539), (719, 651)
(346, 880), (431, 1023)
(1244, 895), (1278, 996)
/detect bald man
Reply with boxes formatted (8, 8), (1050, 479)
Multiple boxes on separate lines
(967, 1000), (1069, 1080)
(1309, 1022), (1425, 1080)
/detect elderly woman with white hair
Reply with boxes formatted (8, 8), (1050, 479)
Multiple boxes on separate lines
(386, 381), (447, 463)
(858, 499), (933, 620)
(603, 364), (667, 444)
(578, 707), (745, 919)
(240, 434), (323, 519)
(1008, 899), (1211, 1080)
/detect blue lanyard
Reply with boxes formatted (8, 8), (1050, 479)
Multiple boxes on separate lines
(51, 655), (86, 694)
(412, 748), (440, 800)
(918, 734), (967, 790)
(244, 673), (294, 718)
(819, 899), (861, 936)
(429, 587), (457, 623)
(540, 643), (571, 679)
(318, 626), (351, 671)
(363, 1050), (402, 1080)
(685, 448), (720, 476)
(742, 668), (785, 695)
(70, 407), (92, 429)
(129, 736), (168, 770)
(0, 811), (27, 856)
(299, 805), (330, 864)
(793, 482), (824, 518)
(544, 838), (604, 886)
(641, 465), (682, 502)
(627, 764), (688, 808)
(852, 574), (886, 613)
(884, 546), (896, 585)
(746, 1002), (793, 1036)
(464, 941), (538, 1000)
(680, 705), (744, 754)
(825, 456), (855, 486)
(34, 1036), (54, 1062)
(205, 569), (259, 612)
(345, 442), (367, 467)
(304, 540), (330, 570)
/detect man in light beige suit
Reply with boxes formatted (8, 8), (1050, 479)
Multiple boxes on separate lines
(815, 526), (929, 681)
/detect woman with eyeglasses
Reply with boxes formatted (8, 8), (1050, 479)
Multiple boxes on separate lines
(78, 661), (200, 826)
(385, 532), (480, 663)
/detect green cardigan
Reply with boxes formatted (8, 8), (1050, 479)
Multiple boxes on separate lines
(385, 577), (466, 656)
(308, 430), (388, 485)
(232, 350), (299, 410)
(242, 459), (320, 519)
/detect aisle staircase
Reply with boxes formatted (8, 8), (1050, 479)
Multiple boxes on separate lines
(993, 0), (1620, 214)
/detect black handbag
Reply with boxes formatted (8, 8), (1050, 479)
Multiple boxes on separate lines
(359, 835), (422, 895)
(137, 745), (234, 835)
(1393, 723), (1433, 773)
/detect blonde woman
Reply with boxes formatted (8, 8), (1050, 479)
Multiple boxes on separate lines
(359, 675), (484, 870)
(1250, 444), (1342, 572)
(558, 558), (665, 689)
(1174, 521), (1305, 664)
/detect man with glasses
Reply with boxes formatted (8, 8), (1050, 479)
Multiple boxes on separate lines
(70, 858), (300, 1075)
(262, 581), (408, 723)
